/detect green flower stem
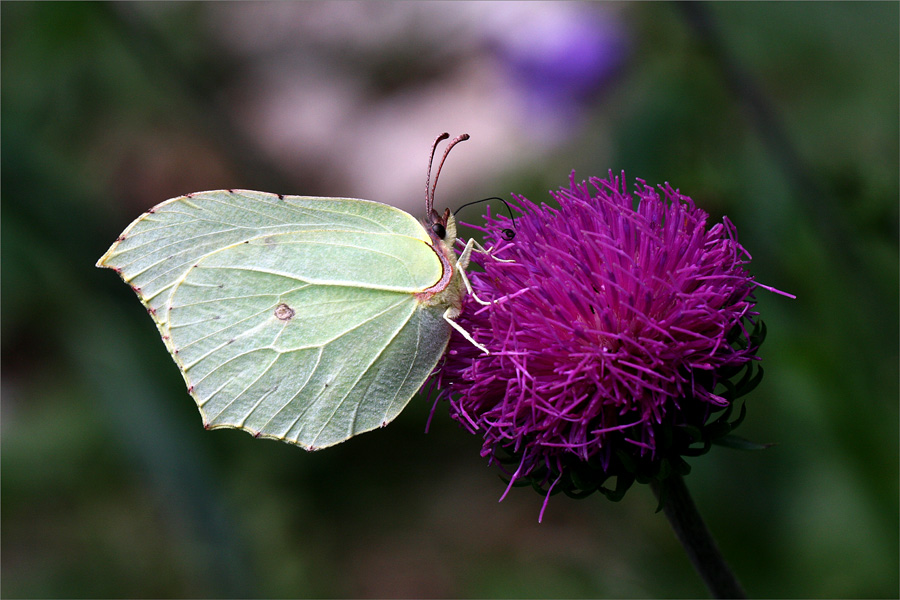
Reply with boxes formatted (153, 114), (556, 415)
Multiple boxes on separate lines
(651, 474), (747, 599)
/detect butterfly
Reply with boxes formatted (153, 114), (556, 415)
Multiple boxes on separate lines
(97, 133), (491, 450)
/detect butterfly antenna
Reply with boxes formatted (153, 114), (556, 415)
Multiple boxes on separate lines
(425, 132), (450, 216)
(429, 133), (470, 216)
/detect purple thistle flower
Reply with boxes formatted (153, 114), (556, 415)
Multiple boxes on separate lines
(432, 171), (791, 520)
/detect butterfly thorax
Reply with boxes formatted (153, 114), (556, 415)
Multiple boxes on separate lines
(416, 211), (464, 314)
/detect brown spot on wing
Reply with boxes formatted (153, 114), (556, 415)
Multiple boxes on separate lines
(274, 303), (295, 321)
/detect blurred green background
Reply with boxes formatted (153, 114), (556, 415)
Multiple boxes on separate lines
(2, 2), (897, 598)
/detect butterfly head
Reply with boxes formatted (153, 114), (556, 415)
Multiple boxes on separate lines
(427, 206), (457, 250)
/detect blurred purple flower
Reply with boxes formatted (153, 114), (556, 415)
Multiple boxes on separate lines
(432, 172), (790, 519)
(491, 8), (629, 121)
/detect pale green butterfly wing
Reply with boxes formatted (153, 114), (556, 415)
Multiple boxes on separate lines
(101, 190), (432, 318)
(98, 190), (453, 449)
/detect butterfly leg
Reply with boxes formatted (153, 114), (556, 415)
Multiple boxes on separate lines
(457, 238), (492, 306)
(444, 307), (489, 355)
(471, 238), (516, 263)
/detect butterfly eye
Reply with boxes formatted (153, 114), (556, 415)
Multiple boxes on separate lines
(431, 222), (447, 239)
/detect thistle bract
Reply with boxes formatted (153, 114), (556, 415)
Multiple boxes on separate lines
(433, 172), (785, 515)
